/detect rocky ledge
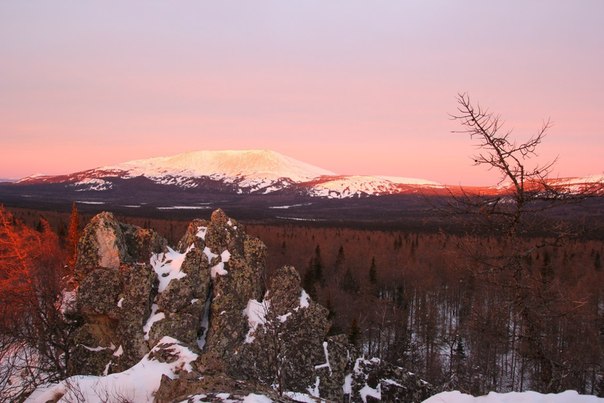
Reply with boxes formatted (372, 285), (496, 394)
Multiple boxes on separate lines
(33, 209), (433, 402)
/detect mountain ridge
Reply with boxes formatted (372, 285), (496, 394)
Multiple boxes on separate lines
(16, 149), (445, 198)
(8, 149), (603, 204)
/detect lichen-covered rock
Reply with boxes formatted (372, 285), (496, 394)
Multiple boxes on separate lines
(77, 267), (122, 318)
(76, 212), (127, 274)
(346, 357), (434, 403)
(69, 323), (117, 376)
(236, 265), (331, 394)
(148, 311), (200, 348)
(177, 218), (209, 253)
(70, 209), (270, 377)
(156, 248), (210, 314)
(71, 213), (169, 375)
(122, 225), (168, 263)
(66, 209), (431, 402)
(316, 334), (357, 400)
(203, 209), (267, 366)
(114, 263), (157, 370)
(155, 372), (289, 403)
(75, 212), (167, 278)
(71, 262), (157, 374)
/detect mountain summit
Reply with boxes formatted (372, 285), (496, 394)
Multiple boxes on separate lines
(103, 149), (335, 183)
(16, 149), (442, 198)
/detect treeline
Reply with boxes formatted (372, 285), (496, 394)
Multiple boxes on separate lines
(5, 207), (604, 396)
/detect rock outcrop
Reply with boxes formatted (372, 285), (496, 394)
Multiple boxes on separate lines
(236, 265), (337, 396)
(75, 211), (167, 276)
(64, 209), (433, 402)
(346, 357), (434, 402)
(202, 209), (266, 365)
(70, 211), (165, 374)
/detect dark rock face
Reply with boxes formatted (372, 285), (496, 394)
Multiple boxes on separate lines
(235, 265), (337, 395)
(70, 261), (158, 374)
(317, 334), (357, 400)
(203, 210), (266, 365)
(67, 209), (433, 402)
(347, 358), (434, 403)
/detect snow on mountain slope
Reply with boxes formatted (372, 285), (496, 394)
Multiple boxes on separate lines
(14, 149), (596, 198)
(307, 175), (443, 199)
(101, 149), (334, 190)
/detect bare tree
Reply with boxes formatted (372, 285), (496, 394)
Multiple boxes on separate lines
(451, 93), (601, 238)
(450, 93), (603, 392)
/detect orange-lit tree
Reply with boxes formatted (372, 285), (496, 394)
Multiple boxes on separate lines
(66, 201), (80, 268)
(0, 206), (75, 401)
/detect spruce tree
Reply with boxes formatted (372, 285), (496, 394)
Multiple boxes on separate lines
(66, 201), (80, 267)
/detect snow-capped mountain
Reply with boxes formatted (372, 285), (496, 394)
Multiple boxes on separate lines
(12, 150), (602, 201)
(306, 175), (443, 198)
(16, 149), (443, 198)
(100, 149), (335, 191)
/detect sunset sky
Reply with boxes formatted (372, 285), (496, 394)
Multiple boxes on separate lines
(1, 1), (602, 185)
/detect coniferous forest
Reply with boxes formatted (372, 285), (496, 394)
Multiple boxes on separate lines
(5, 206), (603, 397)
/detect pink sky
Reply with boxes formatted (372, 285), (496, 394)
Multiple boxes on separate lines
(1, 1), (602, 185)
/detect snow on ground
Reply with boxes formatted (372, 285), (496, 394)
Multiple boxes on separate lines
(284, 391), (326, 402)
(359, 383), (381, 402)
(76, 200), (106, 205)
(423, 390), (604, 403)
(156, 205), (212, 210)
(275, 216), (327, 222)
(182, 392), (274, 402)
(1, 343), (48, 402)
(204, 246), (218, 262)
(549, 174), (604, 186)
(377, 175), (442, 186)
(269, 203), (313, 209)
(244, 289), (312, 343)
(26, 337), (198, 403)
(342, 374), (353, 395)
(148, 235), (221, 349)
